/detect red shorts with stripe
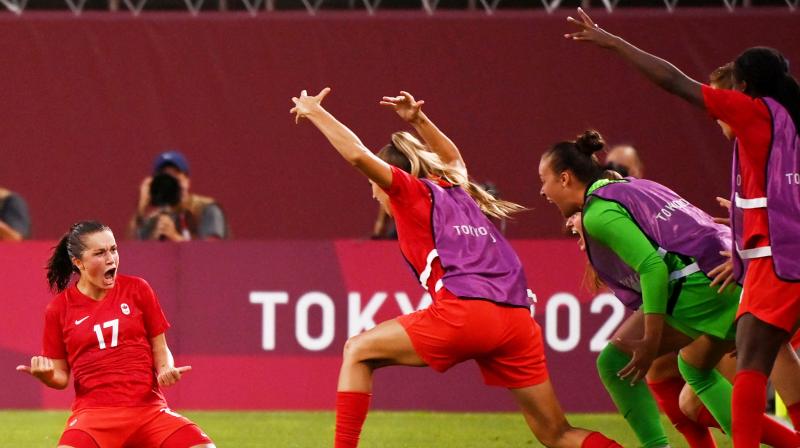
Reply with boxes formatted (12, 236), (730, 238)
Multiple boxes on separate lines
(59, 405), (212, 448)
(398, 290), (548, 389)
(738, 258), (800, 333)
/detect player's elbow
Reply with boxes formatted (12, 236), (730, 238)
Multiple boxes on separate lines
(346, 150), (369, 168)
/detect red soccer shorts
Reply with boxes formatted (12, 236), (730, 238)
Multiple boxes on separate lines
(738, 257), (800, 333)
(59, 405), (212, 448)
(398, 289), (548, 389)
(791, 329), (800, 350)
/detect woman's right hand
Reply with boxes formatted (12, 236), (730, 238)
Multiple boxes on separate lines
(17, 356), (56, 382)
(380, 91), (425, 124)
(290, 87), (331, 124)
(565, 8), (620, 50)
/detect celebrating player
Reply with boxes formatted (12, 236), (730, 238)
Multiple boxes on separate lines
(539, 130), (799, 447)
(565, 10), (800, 445)
(291, 88), (622, 448)
(16, 221), (214, 448)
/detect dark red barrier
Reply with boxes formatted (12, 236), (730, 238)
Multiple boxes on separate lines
(2, 240), (627, 411)
(0, 11), (797, 240)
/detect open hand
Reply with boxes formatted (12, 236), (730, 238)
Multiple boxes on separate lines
(380, 91), (425, 124)
(614, 338), (657, 385)
(564, 8), (619, 49)
(157, 365), (192, 387)
(708, 250), (735, 293)
(290, 88), (331, 124)
(16, 356), (56, 382)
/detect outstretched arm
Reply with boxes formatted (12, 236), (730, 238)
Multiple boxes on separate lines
(565, 8), (704, 108)
(380, 92), (467, 176)
(292, 88), (393, 189)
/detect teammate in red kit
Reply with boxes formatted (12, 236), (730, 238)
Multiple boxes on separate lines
(16, 221), (214, 448)
(291, 88), (622, 448)
(565, 9), (800, 446)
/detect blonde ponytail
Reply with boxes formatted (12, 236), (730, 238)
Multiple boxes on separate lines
(386, 132), (526, 220)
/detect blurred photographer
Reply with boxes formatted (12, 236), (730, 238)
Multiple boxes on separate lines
(0, 186), (31, 241)
(605, 144), (644, 178)
(129, 150), (228, 241)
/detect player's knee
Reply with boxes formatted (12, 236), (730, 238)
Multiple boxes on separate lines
(678, 385), (701, 421)
(596, 344), (627, 380)
(342, 334), (368, 362)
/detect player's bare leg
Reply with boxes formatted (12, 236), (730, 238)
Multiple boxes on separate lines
(335, 318), (426, 448)
(511, 381), (618, 448)
(337, 318), (426, 392)
(770, 343), (800, 418)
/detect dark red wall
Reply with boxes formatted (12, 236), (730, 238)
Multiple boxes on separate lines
(0, 10), (797, 239)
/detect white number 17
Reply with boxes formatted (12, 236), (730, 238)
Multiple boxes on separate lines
(93, 319), (119, 349)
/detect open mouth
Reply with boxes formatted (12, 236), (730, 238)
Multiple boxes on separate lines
(104, 267), (117, 281)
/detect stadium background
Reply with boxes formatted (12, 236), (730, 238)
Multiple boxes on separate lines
(0, 0), (797, 430)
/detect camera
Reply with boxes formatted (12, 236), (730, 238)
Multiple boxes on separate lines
(149, 173), (182, 208)
(138, 173), (184, 241)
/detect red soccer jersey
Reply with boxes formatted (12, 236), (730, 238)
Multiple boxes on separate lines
(42, 275), (170, 410)
(383, 166), (450, 296)
(702, 84), (771, 249)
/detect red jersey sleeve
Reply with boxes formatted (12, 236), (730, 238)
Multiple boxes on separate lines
(42, 299), (67, 360)
(384, 165), (430, 206)
(702, 84), (771, 149)
(136, 278), (170, 338)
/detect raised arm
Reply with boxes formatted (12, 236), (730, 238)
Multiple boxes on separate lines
(291, 88), (393, 189)
(565, 8), (704, 108)
(381, 92), (467, 176)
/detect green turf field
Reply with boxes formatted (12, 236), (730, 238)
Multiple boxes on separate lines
(0, 410), (734, 447)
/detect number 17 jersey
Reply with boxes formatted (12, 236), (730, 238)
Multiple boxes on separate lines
(42, 275), (170, 411)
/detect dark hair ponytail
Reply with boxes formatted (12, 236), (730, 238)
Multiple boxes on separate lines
(734, 47), (800, 133)
(46, 221), (111, 293)
(543, 130), (606, 185)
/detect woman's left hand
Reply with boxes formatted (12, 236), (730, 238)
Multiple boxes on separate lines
(564, 8), (619, 49)
(291, 87), (331, 124)
(380, 91), (425, 124)
(157, 365), (192, 387)
(614, 337), (657, 385)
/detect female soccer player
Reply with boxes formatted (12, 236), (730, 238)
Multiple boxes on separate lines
(16, 221), (214, 448)
(539, 130), (799, 447)
(291, 88), (622, 448)
(564, 14), (800, 443)
(567, 208), (721, 448)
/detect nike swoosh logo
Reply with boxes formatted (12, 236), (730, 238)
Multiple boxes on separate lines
(75, 316), (90, 325)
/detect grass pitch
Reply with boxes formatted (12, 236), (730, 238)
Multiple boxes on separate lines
(0, 410), (733, 447)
